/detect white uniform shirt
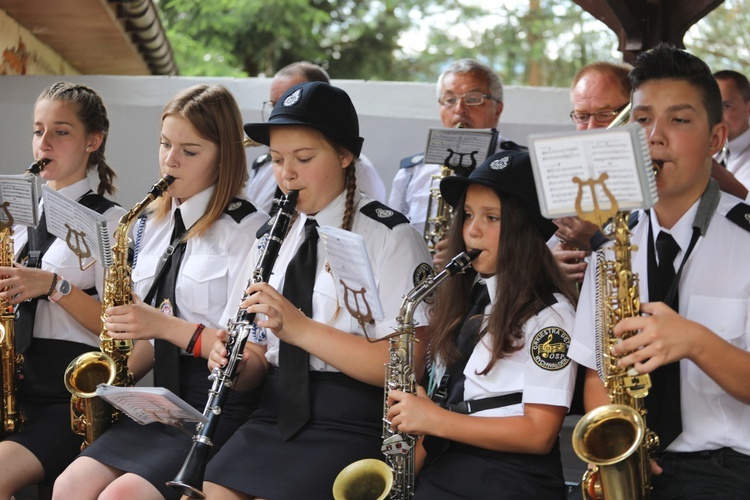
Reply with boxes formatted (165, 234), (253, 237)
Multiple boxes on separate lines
(726, 127), (750, 201)
(131, 186), (266, 329)
(245, 152), (386, 213)
(222, 190), (432, 371)
(568, 192), (750, 454)
(13, 178), (126, 347)
(445, 276), (576, 418)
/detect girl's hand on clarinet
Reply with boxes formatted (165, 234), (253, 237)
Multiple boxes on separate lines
(242, 282), (312, 345)
(208, 330), (229, 371)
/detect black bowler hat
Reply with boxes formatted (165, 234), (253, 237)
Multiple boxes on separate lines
(440, 150), (556, 240)
(244, 81), (364, 157)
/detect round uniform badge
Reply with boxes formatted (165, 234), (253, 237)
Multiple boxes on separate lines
(490, 156), (511, 170)
(160, 298), (174, 316)
(227, 201), (242, 211)
(530, 326), (571, 371)
(375, 208), (394, 219)
(284, 88), (302, 106)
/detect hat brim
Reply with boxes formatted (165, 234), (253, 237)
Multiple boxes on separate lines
(244, 119), (364, 158)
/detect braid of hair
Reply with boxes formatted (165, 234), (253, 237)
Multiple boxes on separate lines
(341, 163), (357, 231)
(93, 155), (117, 195)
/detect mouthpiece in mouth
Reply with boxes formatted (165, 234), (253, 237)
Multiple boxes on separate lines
(652, 160), (663, 176)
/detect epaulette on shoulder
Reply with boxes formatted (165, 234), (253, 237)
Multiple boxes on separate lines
(224, 198), (258, 224)
(252, 153), (272, 170)
(360, 201), (409, 229)
(79, 192), (120, 214)
(256, 215), (274, 238)
(400, 152), (425, 169)
(499, 140), (528, 153)
(726, 202), (750, 232)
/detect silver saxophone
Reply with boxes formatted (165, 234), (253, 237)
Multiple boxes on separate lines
(333, 250), (478, 500)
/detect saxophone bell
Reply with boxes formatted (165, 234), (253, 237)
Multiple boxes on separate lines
(64, 175), (174, 449)
(333, 251), (478, 500)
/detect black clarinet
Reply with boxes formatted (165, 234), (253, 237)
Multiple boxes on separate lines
(167, 190), (299, 498)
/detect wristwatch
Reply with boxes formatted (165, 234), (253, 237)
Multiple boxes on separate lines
(49, 276), (71, 303)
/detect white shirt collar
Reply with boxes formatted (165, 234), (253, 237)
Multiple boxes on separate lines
(53, 178), (92, 202)
(172, 184), (216, 230)
(649, 199), (700, 259)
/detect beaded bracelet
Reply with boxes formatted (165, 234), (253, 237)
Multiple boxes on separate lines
(46, 273), (59, 298)
(186, 323), (205, 356)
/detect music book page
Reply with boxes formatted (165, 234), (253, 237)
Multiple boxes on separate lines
(528, 123), (657, 219)
(0, 174), (39, 227)
(96, 384), (207, 428)
(318, 225), (385, 321)
(423, 127), (498, 169)
(41, 185), (112, 267)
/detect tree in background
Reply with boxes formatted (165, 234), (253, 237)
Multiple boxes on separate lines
(158, 0), (750, 86)
(685, 0), (750, 74)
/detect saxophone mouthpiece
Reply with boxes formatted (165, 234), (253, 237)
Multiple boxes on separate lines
(651, 160), (663, 177)
(163, 175), (176, 185)
(26, 158), (51, 174)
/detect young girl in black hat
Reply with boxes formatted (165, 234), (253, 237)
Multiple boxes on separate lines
(387, 150), (578, 499)
(203, 81), (432, 499)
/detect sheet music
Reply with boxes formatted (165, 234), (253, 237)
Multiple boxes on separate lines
(423, 127), (497, 167)
(0, 174), (39, 226)
(318, 225), (385, 321)
(96, 384), (207, 428)
(528, 124), (657, 218)
(41, 185), (111, 266)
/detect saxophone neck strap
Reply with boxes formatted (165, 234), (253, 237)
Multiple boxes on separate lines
(448, 392), (523, 414)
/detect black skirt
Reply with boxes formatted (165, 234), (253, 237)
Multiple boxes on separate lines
(81, 356), (258, 499)
(5, 338), (95, 484)
(204, 368), (384, 500)
(414, 438), (566, 500)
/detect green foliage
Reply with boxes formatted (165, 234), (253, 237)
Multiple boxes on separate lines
(157, 0), (750, 86)
(685, 0), (750, 73)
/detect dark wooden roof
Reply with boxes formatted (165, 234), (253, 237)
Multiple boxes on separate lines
(0, 0), (177, 75)
(573, 0), (725, 63)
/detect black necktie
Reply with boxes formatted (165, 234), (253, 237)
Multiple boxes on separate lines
(445, 281), (490, 407)
(153, 209), (188, 396)
(15, 211), (54, 354)
(278, 218), (318, 440)
(647, 231), (682, 449)
(423, 281), (489, 459)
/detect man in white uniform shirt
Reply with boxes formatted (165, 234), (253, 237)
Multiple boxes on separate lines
(245, 61), (386, 212)
(713, 70), (750, 201)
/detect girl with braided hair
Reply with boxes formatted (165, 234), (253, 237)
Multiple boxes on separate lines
(0, 82), (126, 498)
(203, 81), (432, 499)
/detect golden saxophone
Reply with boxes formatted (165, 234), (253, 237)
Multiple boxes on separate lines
(333, 251), (477, 500)
(572, 211), (659, 500)
(423, 122), (467, 263)
(64, 175), (174, 449)
(0, 158), (50, 437)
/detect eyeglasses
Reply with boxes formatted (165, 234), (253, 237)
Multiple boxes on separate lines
(438, 92), (498, 108)
(261, 100), (275, 121)
(569, 104), (629, 125)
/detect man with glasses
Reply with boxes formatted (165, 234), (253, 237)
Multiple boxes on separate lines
(389, 58), (523, 245)
(554, 62), (750, 283)
(245, 61), (386, 212)
(551, 61), (633, 283)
